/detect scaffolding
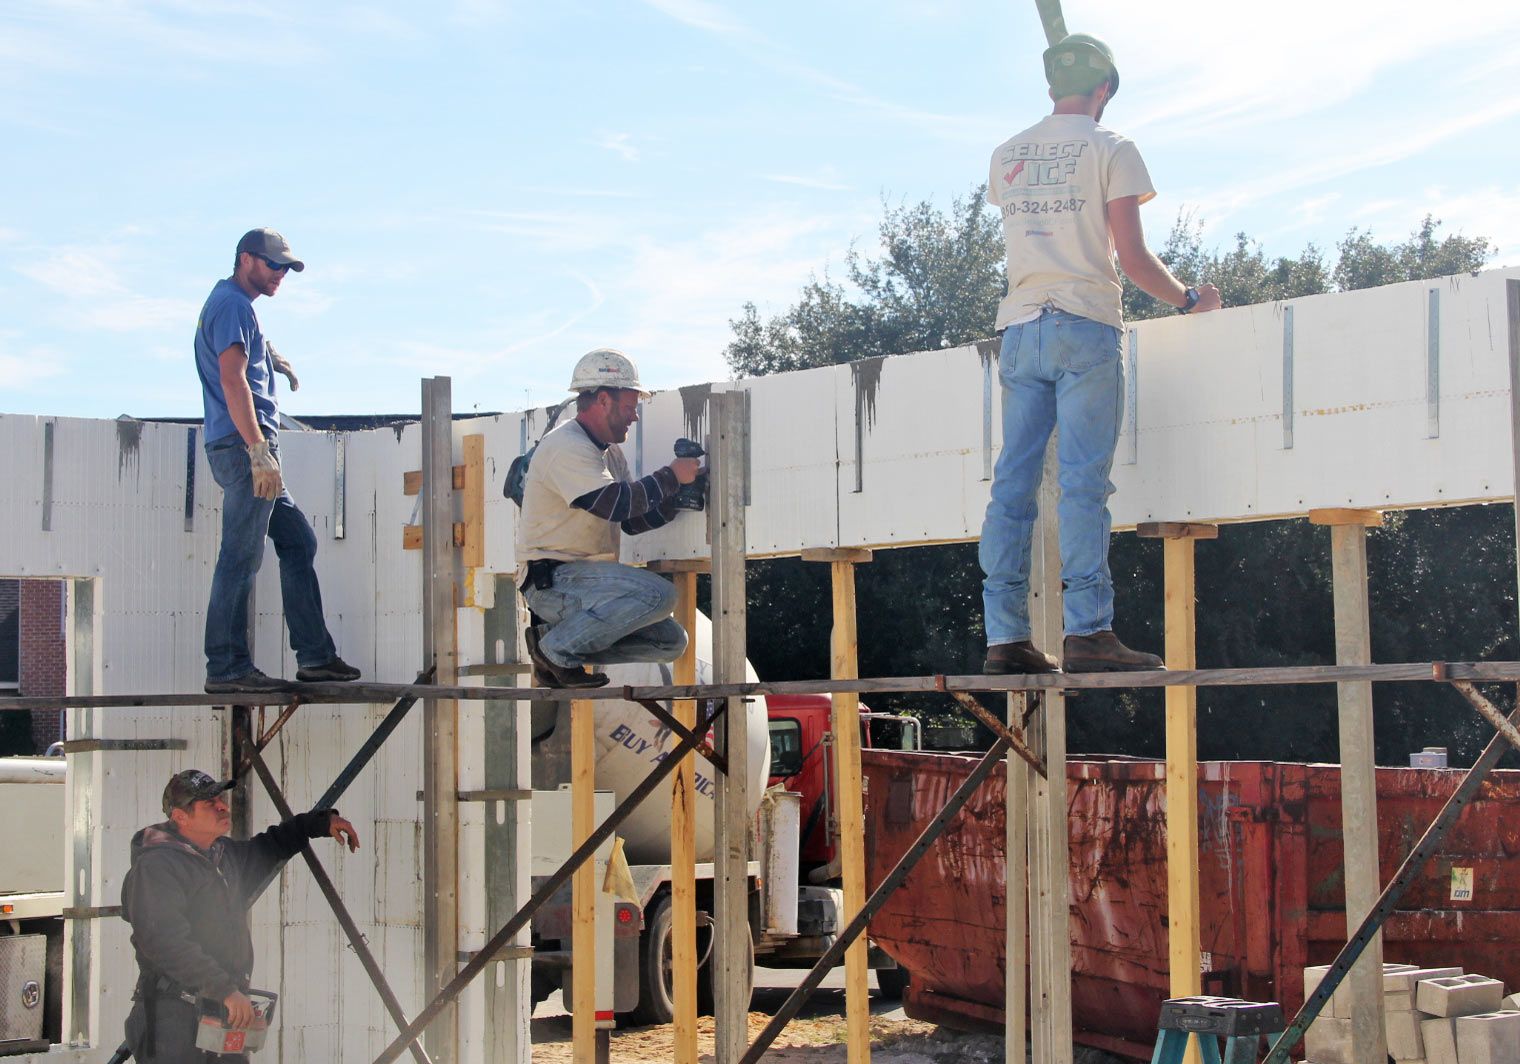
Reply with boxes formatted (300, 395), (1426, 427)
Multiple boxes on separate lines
(3, 275), (1520, 1064)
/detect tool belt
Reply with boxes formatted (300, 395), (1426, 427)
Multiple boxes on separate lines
(133, 973), (197, 1054)
(519, 558), (564, 593)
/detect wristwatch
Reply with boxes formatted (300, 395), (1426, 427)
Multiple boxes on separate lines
(1178, 287), (1200, 314)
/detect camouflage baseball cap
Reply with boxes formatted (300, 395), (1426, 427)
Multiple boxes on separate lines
(162, 769), (234, 816)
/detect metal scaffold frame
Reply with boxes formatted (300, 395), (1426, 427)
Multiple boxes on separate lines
(5, 279), (1520, 1064)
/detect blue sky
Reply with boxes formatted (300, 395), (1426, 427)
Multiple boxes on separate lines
(5, 0), (1519, 421)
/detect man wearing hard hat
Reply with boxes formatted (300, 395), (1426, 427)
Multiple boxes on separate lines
(979, 34), (1222, 676)
(515, 349), (702, 688)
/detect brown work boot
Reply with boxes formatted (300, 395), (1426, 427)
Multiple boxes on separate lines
(525, 626), (609, 690)
(1062, 630), (1165, 673)
(983, 640), (1061, 675)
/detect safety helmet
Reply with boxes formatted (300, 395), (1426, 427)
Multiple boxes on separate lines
(1043, 33), (1119, 100)
(568, 348), (651, 396)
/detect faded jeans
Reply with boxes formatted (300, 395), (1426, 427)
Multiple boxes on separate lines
(204, 436), (338, 681)
(980, 309), (1124, 645)
(523, 560), (688, 667)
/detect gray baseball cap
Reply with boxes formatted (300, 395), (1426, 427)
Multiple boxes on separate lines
(162, 769), (235, 815)
(236, 228), (305, 272)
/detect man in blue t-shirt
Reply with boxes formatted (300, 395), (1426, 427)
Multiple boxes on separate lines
(195, 228), (360, 693)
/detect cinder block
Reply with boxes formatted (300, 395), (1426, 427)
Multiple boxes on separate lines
(1421, 1017), (1457, 1064)
(1502, 992), (1520, 1011)
(1385, 1010), (1424, 1060)
(1306, 962), (1422, 1019)
(1416, 975), (1504, 1018)
(1384, 966), (1464, 993)
(1386, 989), (1414, 1012)
(1454, 1011), (1520, 1064)
(1304, 1015), (1355, 1064)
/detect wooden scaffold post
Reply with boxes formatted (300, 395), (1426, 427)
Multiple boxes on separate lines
(1310, 507), (1388, 1064)
(647, 557), (712, 1064)
(710, 390), (751, 1063)
(1027, 439), (1072, 1064)
(1137, 520), (1217, 1064)
(420, 376), (460, 1064)
(801, 545), (875, 1063)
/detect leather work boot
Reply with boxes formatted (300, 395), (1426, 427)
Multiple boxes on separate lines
(983, 640), (1061, 675)
(1063, 630), (1165, 673)
(525, 626), (609, 690)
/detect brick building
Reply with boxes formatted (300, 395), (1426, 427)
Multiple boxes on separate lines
(0, 578), (67, 753)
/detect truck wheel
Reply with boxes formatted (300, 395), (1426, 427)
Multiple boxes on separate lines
(875, 964), (910, 1001)
(625, 896), (675, 1026)
(697, 922), (753, 1016)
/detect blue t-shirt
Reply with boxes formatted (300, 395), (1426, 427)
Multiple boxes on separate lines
(194, 278), (278, 444)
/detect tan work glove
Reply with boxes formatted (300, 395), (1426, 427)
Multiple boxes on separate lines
(268, 343), (299, 391)
(247, 440), (283, 500)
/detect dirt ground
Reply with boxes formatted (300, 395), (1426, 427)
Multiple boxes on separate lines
(529, 1010), (1010, 1062)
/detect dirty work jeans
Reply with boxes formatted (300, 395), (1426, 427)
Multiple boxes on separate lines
(523, 560), (688, 667)
(980, 309), (1124, 645)
(204, 436), (338, 682)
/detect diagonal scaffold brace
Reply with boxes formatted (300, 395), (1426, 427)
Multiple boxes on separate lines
(241, 728), (433, 1064)
(1261, 680), (1520, 1064)
(741, 719), (1020, 1064)
(370, 696), (732, 1064)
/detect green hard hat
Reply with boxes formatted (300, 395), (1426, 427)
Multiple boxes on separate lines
(1043, 33), (1119, 99)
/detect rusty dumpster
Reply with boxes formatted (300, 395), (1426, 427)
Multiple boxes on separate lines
(861, 751), (1520, 1061)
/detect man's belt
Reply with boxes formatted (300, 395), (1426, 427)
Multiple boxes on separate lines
(521, 558), (565, 592)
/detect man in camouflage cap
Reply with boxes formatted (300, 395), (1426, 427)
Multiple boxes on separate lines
(118, 769), (359, 1061)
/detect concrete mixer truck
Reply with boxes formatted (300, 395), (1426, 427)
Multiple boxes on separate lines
(527, 611), (921, 1025)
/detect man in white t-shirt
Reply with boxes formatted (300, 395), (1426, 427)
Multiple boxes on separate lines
(516, 349), (702, 688)
(980, 33), (1221, 675)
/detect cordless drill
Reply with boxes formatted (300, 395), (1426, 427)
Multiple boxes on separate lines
(672, 437), (707, 511)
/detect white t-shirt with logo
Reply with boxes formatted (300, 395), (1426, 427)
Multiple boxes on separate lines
(986, 114), (1155, 330)
(516, 420), (630, 574)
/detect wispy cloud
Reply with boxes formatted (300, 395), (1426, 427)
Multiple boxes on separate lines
(638, 0), (749, 37)
(763, 173), (852, 192)
(14, 243), (196, 331)
(596, 132), (641, 163)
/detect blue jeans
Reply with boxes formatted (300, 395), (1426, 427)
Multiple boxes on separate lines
(204, 437), (338, 681)
(980, 310), (1124, 645)
(523, 561), (688, 667)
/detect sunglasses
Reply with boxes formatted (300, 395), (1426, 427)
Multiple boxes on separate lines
(257, 255), (292, 273)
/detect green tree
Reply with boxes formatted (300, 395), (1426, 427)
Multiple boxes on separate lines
(725, 192), (1503, 762)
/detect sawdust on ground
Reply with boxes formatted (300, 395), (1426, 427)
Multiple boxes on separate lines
(529, 1011), (1010, 1062)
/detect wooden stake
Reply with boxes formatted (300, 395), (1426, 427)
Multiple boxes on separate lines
(1026, 437), (1072, 1064)
(824, 554), (872, 1064)
(1313, 508), (1387, 1064)
(1005, 691), (1028, 1064)
(420, 377), (459, 1064)
(671, 570), (700, 1064)
(1138, 520), (1215, 1064)
(461, 434), (485, 569)
(709, 392), (751, 1064)
(572, 697), (597, 1063)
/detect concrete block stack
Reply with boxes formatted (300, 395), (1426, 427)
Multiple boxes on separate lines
(1300, 964), (1520, 1064)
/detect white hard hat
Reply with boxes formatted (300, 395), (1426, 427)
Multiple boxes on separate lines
(569, 348), (650, 396)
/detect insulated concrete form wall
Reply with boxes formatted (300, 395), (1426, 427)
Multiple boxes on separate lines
(0, 265), (1514, 1062)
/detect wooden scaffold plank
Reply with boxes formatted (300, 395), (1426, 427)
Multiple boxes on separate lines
(571, 696), (599, 1062)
